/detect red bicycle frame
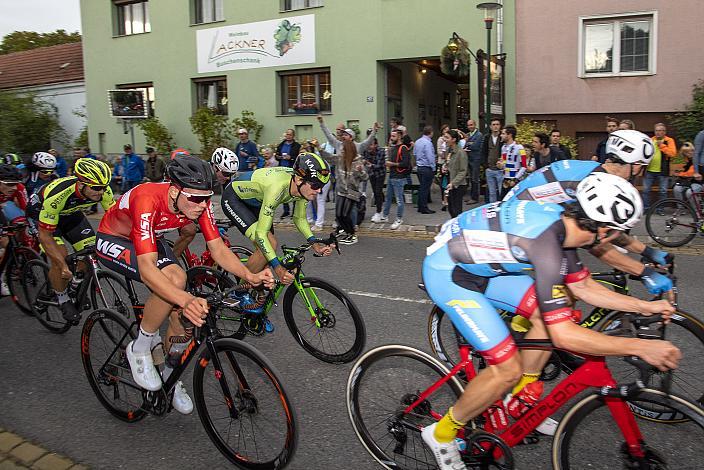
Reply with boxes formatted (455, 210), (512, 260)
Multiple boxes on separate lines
(403, 342), (647, 458)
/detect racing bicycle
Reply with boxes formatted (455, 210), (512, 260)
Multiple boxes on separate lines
(645, 191), (704, 247)
(347, 321), (704, 469)
(81, 288), (297, 469)
(187, 233), (366, 364)
(0, 220), (40, 314)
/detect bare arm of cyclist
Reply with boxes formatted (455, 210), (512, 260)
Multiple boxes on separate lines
(567, 275), (675, 319)
(38, 227), (71, 279)
(588, 243), (647, 276)
(547, 320), (681, 371)
(136, 251), (207, 325)
(207, 237), (275, 288)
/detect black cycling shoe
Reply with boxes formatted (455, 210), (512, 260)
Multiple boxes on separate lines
(60, 301), (81, 325)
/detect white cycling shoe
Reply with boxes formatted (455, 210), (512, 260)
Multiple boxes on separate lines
(172, 381), (194, 414)
(536, 417), (558, 436)
(126, 340), (162, 391)
(421, 423), (467, 470)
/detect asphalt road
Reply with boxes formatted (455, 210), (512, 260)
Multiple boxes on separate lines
(2, 228), (704, 469)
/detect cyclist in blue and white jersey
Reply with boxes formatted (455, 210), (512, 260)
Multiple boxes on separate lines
(503, 130), (674, 297)
(420, 173), (680, 470)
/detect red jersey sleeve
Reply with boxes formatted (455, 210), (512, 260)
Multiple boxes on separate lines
(198, 202), (221, 243)
(14, 184), (27, 211)
(129, 193), (159, 255)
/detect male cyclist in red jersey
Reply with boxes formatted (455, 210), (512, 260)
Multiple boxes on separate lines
(0, 164), (31, 295)
(97, 156), (274, 414)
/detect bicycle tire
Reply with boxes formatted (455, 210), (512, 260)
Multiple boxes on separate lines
(8, 247), (40, 315)
(81, 308), (146, 422)
(185, 266), (244, 338)
(90, 270), (134, 320)
(645, 198), (698, 247)
(598, 309), (704, 422)
(282, 276), (366, 364)
(192, 337), (297, 469)
(346, 345), (464, 470)
(25, 259), (71, 334)
(552, 388), (704, 469)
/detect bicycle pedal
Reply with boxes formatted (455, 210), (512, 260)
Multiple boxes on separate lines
(151, 343), (165, 366)
(264, 319), (275, 333)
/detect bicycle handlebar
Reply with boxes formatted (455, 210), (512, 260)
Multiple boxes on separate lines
(280, 232), (340, 268)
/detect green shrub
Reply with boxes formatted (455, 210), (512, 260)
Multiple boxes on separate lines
(136, 117), (175, 155)
(232, 110), (264, 143)
(515, 119), (579, 159)
(189, 107), (233, 159)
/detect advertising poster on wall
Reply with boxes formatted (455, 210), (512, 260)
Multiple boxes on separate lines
(196, 15), (316, 73)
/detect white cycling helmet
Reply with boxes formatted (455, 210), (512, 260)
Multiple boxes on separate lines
(211, 147), (239, 173)
(605, 130), (655, 165)
(32, 151), (57, 169)
(576, 173), (643, 231)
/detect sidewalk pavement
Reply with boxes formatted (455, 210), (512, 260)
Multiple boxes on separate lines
(0, 428), (87, 470)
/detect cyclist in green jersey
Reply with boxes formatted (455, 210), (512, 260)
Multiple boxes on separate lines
(221, 152), (334, 284)
(26, 158), (115, 323)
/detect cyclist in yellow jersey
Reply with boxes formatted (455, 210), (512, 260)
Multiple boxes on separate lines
(26, 158), (115, 324)
(221, 152), (334, 284)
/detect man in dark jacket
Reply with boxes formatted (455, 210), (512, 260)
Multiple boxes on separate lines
(549, 129), (572, 160)
(463, 119), (484, 204)
(145, 147), (166, 182)
(275, 129), (301, 218)
(592, 117), (619, 163)
(481, 118), (503, 202)
(377, 129), (411, 230)
(531, 133), (566, 169)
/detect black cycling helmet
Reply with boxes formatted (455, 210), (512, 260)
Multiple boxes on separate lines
(0, 164), (22, 183)
(293, 152), (330, 185)
(166, 155), (214, 191)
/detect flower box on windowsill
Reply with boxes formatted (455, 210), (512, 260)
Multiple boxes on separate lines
(294, 108), (318, 115)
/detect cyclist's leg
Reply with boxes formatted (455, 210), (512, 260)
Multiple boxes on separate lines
(244, 230), (277, 275)
(171, 222), (196, 259)
(60, 212), (96, 276)
(423, 247), (522, 426)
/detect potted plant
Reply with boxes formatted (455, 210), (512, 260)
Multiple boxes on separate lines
(292, 102), (319, 115)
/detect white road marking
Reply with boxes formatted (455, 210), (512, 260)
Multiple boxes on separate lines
(345, 290), (432, 304)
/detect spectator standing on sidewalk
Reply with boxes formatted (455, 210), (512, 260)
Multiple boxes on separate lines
(532, 132), (565, 169)
(48, 149), (68, 177)
(445, 129), (468, 218)
(275, 128), (301, 219)
(364, 138), (387, 223)
(549, 129), (572, 160)
(121, 144), (145, 191)
(375, 129), (412, 229)
(593, 117), (619, 163)
(499, 125), (527, 198)
(619, 119), (636, 130)
(144, 147), (166, 182)
(482, 118), (503, 203)
(303, 139), (331, 231)
(464, 119), (484, 204)
(331, 129), (368, 245)
(235, 128), (262, 172)
(414, 125), (436, 214)
(643, 122), (678, 211)
(436, 124), (450, 211)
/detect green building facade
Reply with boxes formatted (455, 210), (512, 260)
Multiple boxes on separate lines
(81, 0), (515, 156)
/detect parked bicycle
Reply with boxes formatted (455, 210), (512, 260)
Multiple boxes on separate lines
(23, 245), (132, 334)
(81, 288), (297, 470)
(0, 220), (40, 314)
(427, 266), (704, 417)
(187, 233), (366, 364)
(645, 191), (704, 247)
(347, 321), (704, 469)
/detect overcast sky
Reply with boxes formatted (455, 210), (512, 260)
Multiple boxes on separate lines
(0, 0), (81, 40)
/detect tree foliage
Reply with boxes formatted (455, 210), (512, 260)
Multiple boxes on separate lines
(668, 80), (704, 144)
(189, 107), (233, 159)
(0, 30), (81, 55)
(136, 117), (176, 156)
(232, 110), (264, 142)
(0, 91), (66, 154)
(515, 118), (579, 159)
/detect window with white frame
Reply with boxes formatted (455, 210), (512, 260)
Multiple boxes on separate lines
(280, 69), (331, 115)
(114, 1), (151, 36)
(193, 0), (223, 24)
(116, 82), (155, 117)
(281, 0), (323, 12)
(194, 77), (228, 115)
(580, 13), (655, 77)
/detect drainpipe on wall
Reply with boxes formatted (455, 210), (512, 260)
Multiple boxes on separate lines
(497, 0), (504, 55)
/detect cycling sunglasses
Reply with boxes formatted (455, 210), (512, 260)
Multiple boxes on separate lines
(87, 184), (108, 191)
(0, 181), (18, 186)
(181, 190), (213, 204)
(39, 169), (54, 175)
(307, 180), (326, 190)
(220, 171), (235, 179)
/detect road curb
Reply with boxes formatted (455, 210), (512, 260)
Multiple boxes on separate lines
(0, 430), (88, 470)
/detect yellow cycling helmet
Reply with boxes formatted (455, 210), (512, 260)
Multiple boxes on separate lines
(74, 158), (112, 185)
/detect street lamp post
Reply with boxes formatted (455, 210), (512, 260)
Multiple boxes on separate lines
(476, 2), (502, 132)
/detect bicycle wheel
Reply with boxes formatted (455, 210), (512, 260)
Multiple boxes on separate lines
(8, 247), (40, 315)
(552, 388), (704, 469)
(25, 260), (71, 334)
(90, 271), (134, 321)
(599, 310), (704, 421)
(282, 276), (366, 364)
(186, 266), (243, 338)
(193, 338), (297, 469)
(81, 308), (146, 422)
(645, 198), (698, 247)
(347, 345), (464, 470)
